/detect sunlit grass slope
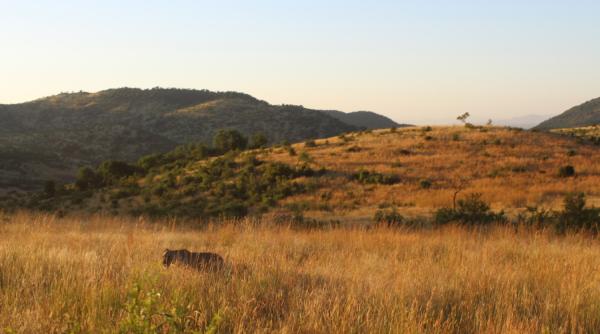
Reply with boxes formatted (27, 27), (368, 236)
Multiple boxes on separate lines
(263, 126), (600, 218)
(14, 126), (600, 224)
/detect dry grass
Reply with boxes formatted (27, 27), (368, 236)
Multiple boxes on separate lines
(552, 126), (600, 140)
(2, 212), (600, 333)
(260, 126), (600, 219)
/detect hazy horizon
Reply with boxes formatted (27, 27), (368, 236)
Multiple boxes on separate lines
(2, 1), (599, 125)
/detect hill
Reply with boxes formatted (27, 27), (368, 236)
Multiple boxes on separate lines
(0, 88), (397, 191)
(10, 126), (600, 222)
(550, 125), (600, 144)
(320, 110), (407, 129)
(535, 97), (600, 130)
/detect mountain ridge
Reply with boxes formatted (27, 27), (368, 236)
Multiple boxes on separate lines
(0, 87), (402, 191)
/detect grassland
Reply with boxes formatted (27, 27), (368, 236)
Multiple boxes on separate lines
(2, 212), (600, 333)
(265, 126), (600, 219)
(552, 125), (600, 143)
(20, 126), (600, 225)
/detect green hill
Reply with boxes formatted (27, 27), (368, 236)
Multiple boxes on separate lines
(535, 97), (600, 130)
(321, 110), (407, 129)
(0, 88), (397, 191)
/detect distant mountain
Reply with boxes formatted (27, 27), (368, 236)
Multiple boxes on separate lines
(492, 115), (553, 129)
(321, 110), (407, 129)
(0, 88), (400, 191)
(535, 97), (600, 130)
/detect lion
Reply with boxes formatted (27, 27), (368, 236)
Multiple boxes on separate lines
(162, 249), (225, 271)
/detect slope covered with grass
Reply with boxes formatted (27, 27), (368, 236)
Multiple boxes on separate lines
(8, 126), (600, 226)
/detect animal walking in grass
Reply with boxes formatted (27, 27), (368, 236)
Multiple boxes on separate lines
(163, 249), (225, 271)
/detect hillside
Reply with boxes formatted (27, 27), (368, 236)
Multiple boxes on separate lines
(535, 97), (600, 129)
(11, 126), (600, 223)
(320, 110), (407, 129)
(551, 125), (600, 144)
(0, 88), (397, 191)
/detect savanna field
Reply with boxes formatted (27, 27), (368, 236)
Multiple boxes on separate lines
(11, 126), (600, 223)
(2, 213), (600, 333)
(2, 126), (600, 333)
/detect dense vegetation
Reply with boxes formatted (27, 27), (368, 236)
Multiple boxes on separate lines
(0, 87), (398, 191)
(7, 129), (325, 219)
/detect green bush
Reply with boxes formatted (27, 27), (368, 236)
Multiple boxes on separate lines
(75, 167), (103, 191)
(435, 193), (505, 226)
(374, 207), (404, 227)
(419, 179), (432, 189)
(286, 146), (297, 156)
(249, 132), (268, 149)
(515, 206), (556, 229)
(213, 129), (247, 153)
(352, 170), (399, 185)
(98, 160), (144, 184)
(557, 192), (600, 233)
(299, 151), (312, 163)
(558, 165), (575, 177)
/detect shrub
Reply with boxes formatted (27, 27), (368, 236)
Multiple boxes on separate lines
(515, 206), (556, 229)
(435, 193), (505, 226)
(558, 165), (575, 177)
(374, 207), (404, 227)
(338, 134), (352, 142)
(557, 192), (600, 233)
(352, 170), (399, 185)
(435, 207), (457, 225)
(137, 154), (164, 171)
(299, 151), (312, 163)
(75, 167), (103, 191)
(43, 180), (56, 198)
(419, 179), (432, 189)
(249, 132), (268, 149)
(213, 129), (247, 153)
(98, 161), (143, 184)
(304, 140), (317, 148)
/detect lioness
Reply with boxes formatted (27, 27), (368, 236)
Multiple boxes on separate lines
(162, 249), (225, 271)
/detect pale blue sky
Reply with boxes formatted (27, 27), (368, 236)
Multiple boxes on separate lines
(1, 1), (599, 124)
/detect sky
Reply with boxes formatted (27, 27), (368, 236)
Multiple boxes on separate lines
(1, 1), (600, 125)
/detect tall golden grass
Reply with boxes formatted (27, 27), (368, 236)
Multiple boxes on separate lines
(2, 212), (600, 333)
